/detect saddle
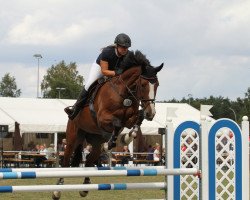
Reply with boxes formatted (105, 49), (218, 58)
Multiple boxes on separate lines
(85, 76), (111, 120)
(86, 76), (109, 104)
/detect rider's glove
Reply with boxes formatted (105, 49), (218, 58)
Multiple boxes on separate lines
(115, 68), (123, 76)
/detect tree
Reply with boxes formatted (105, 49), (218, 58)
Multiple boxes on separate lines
(241, 87), (250, 119)
(245, 87), (250, 99)
(41, 61), (84, 99)
(0, 73), (21, 97)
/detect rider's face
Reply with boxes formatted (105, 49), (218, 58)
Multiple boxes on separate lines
(117, 45), (129, 56)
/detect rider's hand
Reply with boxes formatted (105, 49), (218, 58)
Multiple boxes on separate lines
(115, 68), (123, 76)
(103, 76), (109, 81)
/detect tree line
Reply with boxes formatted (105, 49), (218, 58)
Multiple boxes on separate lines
(161, 90), (250, 123)
(0, 61), (249, 123)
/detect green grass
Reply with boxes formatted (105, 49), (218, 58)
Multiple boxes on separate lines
(0, 176), (166, 200)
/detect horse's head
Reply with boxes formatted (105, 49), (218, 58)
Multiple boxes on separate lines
(139, 63), (163, 120)
(119, 50), (163, 121)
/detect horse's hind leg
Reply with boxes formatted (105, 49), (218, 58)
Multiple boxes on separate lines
(79, 176), (91, 197)
(52, 120), (77, 200)
(79, 134), (104, 197)
(71, 130), (86, 167)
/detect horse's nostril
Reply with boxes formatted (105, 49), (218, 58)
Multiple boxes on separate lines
(144, 113), (153, 121)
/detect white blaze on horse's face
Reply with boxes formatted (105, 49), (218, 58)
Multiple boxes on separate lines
(144, 82), (156, 120)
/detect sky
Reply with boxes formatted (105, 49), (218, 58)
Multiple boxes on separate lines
(0, 0), (250, 101)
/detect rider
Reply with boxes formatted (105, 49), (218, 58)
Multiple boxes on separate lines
(65, 33), (132, 120)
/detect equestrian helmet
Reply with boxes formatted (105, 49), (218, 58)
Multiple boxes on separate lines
(114, 33), (131, 47)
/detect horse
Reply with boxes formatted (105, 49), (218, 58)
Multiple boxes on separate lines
(52, 50), (163, 199)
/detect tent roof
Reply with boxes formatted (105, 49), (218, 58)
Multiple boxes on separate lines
(0, 97), (72, 133)
(0, 97), (213, 134)
(0, 107), (15, 131)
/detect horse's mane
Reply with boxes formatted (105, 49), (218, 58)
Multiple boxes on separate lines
(120, 50), (150, 71)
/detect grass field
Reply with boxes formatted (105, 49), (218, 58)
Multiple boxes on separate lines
(0, 176), (166, 200)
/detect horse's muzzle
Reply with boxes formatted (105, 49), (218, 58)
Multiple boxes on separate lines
(144, 112), (155, 121)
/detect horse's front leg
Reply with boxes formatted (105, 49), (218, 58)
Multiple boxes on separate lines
(107, 126), (123, 150)
(120, 109), (144, 146)
(121, 125), (139, 145)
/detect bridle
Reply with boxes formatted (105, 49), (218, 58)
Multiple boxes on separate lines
(109, 74), (158, 109)
(138, 75), (158, 110)
(139, 75), (158, 101)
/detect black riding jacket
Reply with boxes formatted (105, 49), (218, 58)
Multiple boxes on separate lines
(96, 46), (129, 71)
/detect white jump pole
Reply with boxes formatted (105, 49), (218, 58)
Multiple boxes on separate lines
(0, 168), (200, 179)
(0, 182), (166, 193)
(0, 166), (167, 172)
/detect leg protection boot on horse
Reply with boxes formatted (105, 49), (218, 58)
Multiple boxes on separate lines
(64, 87), (88, 120)
(108, 134), (118, 150)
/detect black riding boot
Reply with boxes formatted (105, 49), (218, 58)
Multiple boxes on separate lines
(64, 87), (88, 120)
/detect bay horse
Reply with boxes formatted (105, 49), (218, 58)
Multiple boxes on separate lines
(52, 50), (163, 199)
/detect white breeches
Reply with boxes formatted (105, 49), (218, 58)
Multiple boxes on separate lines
(85, 62), (103, 90)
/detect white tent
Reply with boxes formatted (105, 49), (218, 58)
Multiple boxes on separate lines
(0, 107), (15, 131)
(133, 103), (214, 135)
(0, 97), (212, 135)
(0, 97), (71, 133)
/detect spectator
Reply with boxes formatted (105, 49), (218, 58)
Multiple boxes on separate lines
(153, 143), (161, 166)
(58, 138), (67, 152)
(83, 144), (92, 162)
(58, 139), (67, 166)
(32, 144), (40, 152)
(121, 146), (131, 166)
(181, 144), (187, 152)
(34, 144), (47, 168)
(47, 143), (56, 159)
(146, 145), (154, 161)
(39, 145), (48, 155)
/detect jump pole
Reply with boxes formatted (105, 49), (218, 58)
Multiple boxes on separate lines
(0, 182), (166, 193)
(0, 166), (166, 172)
(0, 168), (200, 179)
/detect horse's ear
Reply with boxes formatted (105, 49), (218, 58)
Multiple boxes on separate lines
(155, 63), (164, 73)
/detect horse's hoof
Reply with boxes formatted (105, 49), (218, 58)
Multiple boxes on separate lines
(131, 131), (137, 138)
(52, 191), (61, 200)
(108, 141), (116, 150)
(79, 191), (88, 197)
